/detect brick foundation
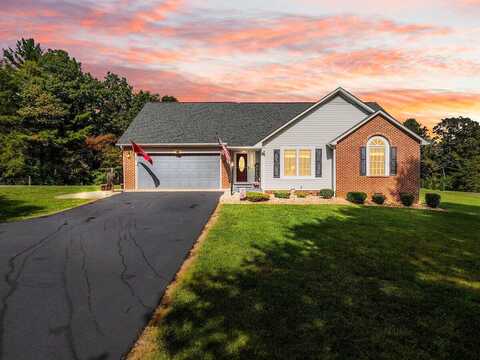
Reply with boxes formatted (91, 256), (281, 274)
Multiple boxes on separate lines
(336, 115), (421, 203)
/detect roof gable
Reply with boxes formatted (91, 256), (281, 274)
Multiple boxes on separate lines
(329, 111), (430, 145)
(255, 87), (375, 145)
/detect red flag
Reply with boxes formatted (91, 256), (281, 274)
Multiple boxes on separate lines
(131, 141), (153, 165)
(218, 136), (232, 167)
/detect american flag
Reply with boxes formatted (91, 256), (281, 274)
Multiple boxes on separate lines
(218, 136), (232, 167)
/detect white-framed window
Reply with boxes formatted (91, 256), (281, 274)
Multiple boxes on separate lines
(281, 147), (314, 178)
(367, 136), (390, 176)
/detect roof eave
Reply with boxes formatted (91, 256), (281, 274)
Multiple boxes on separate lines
(116, 142), (223, 147)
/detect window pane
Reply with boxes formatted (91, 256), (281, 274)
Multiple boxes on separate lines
(369, 146), (385, 176)
(284, 150), (296, 176)
(299, 149), (311, 176)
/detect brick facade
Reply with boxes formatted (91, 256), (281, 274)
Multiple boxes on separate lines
(336, 115), (421, 202)
(122, 146), (136, 191)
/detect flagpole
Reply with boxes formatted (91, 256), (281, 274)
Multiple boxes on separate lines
(230, 164), (234, 196)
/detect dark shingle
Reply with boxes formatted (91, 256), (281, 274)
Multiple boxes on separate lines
(117, 102), (315, 146)
(365, 102), (386, 112)
(118, 99), (388, 146)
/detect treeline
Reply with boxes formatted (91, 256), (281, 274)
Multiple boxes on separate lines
(403, 117), (480, 192)
(1, 39), (479, 191)
(0, 38), (177, 185)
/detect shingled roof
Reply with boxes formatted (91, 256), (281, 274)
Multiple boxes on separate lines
(117, 99), (387, 147)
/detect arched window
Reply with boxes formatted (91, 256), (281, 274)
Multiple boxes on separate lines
(367, 136), (389, 176)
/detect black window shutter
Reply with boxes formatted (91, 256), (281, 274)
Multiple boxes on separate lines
(390, 146), (397, 175)
(315, 148), (322, 177)
(360, 146), (366, 176)
(273, 149), (280, 178)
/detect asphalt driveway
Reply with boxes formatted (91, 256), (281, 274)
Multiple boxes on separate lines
(0, 192), (221, 360)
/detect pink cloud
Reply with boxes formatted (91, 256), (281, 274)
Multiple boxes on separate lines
(1, 0), (479, 131)
(169, 15), (451, 54)
(83, 63), (256, 101)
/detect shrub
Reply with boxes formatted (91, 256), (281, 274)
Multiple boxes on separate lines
(346, 192), (367, 204)
(273, 191), (291, 199)
(295, 191), (308, 198)
(371, 193), (386, 205)
(425, 193), (441, 208)
(245, 192), (270, 202)
(399, 192), (415, 207)
(319, 188), (335, 199)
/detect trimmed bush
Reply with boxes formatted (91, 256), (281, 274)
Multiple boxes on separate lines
(273, 190), (290, 199)
(371, 193), (386, 205)
(346, 192), (367, 204)
(245, 192), (270, 202)
(425, 193), (441, 208)
(399, 192), (415, 207)
(319, 188), (335, 199)
(295, 191), (308, 198)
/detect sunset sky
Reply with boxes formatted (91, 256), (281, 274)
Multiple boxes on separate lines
(2, 0), (480, 128)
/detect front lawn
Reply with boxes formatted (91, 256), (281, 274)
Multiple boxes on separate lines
(132, 190), (480, 360)
(0, 185), (99, 222)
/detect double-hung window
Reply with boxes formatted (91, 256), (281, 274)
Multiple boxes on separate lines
(284, 149), (297, 176)
(282, 148), (313, 177)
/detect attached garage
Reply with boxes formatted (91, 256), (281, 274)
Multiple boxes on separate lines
(136, 153), (221, 190)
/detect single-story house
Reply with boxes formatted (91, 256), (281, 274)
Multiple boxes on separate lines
(117, 87), (428, 201)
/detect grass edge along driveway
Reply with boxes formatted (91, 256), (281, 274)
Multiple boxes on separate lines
(0, 185), (99, 222)
(130, 190), (480, 360)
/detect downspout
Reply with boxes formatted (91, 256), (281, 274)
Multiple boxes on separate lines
(331, 145), (336, 194)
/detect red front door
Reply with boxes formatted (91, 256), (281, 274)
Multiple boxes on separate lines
(236, 153), (248, 182)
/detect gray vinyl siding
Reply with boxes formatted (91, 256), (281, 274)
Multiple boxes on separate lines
(262, 95), (367, 190)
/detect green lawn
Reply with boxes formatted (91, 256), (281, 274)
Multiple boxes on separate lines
(133, 190), (480, 360)
(0, 185), (99, 222)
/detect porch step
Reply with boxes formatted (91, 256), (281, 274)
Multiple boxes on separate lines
(233, 183), (262, 193)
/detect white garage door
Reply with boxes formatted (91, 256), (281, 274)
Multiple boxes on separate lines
(137, 154), (221, 190)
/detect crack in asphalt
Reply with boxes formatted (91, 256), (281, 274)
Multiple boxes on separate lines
(0, 192), (222, 359)
(128, 219), (166, 282)
(79, 233), (105, 337)
(117, 219), (150, 311)
(0, 217), (69, 358)
(60, 233), (80, 360)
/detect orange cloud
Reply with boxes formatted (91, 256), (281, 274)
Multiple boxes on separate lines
(83, 63), (254, 101)
(360, 89), (480, 128)
(84, 63), (480, 131)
